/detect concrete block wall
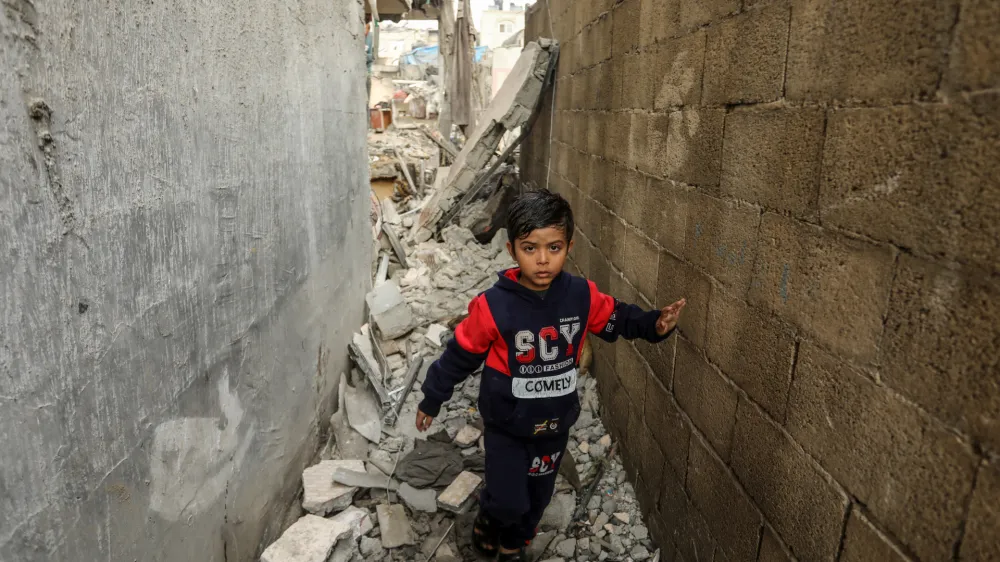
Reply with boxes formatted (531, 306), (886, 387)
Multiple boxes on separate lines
(523, 1), (998, 560)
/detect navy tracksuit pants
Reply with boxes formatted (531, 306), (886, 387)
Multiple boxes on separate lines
(479, 425), (570, 549)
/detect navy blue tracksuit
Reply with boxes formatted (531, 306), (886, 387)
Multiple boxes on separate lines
(419, 268), (672, 549)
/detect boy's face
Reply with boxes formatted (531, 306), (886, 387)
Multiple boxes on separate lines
(506, 226), (574, 291)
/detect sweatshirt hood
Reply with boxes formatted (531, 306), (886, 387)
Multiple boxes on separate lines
(494, 267), (570, 303)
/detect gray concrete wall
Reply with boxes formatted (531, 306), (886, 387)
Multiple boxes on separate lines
(0, 1), (370, 560)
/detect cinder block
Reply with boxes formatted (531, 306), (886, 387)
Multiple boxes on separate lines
(591, 13), (614, 65)
(607, 374), (632, 441)
(621, 51), (656, 109)
(610, 269), (641, 311)
(640, 0), (680, 47)
(840, 510), (909, 562)
(660, 109), (725, 187)
(678, 0), (740, 31)
(731, 397), (849, 562)
(613, 0), (641, 56)
(786, 343), (980, 561)
(673, 338), (738, 460)
(599, 206), (627, 271)
(619, 166), (654, 228)
(705, 289), (795, 420)
(880, 255), (1000, 452)
(656, 251), (711, 349)
(644, 376), (690, 477)
(628, 112), (670, 177)
(758, 525), (794, 562)
(584, 112), (604, 159)
(748, 213), (895, 365)
(652, 31), (706, 110)
(786, 0), (957, 103)
(588, 243), (612, 292)
(592, 63), (615, 111)
(631, 417), (667, 500)
(635, 334), (675, 390)
(960, 461), (1000, 561)
(945, 0), (1000, 92)
(679, 191), (760, 292)
(644, 179), (693, 257)
(703, 4), (789, 104)
(721, 107), (825, 220)
(623, 228), (660, 303)
(616, 340), (650, 409)
(686, 436), (762, 562)
(820, 101), (1000, 273)
(611, 57), (626, 110)
(606, 111), (631, 163)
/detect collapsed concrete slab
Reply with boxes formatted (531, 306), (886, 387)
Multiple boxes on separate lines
(260, 514), (349, 562)
(416, 39), (557, 239)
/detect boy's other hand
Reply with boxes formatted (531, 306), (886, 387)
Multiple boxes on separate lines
(415, 409), (433, 432)
(656, 298), (687, 336)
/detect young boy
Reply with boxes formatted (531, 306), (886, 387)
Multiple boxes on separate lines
(415, 190), (685, 561)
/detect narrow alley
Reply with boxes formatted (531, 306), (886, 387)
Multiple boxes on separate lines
(0, 1), (997, 562)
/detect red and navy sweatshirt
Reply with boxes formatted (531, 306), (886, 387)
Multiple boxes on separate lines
(418, 268), (673, 439)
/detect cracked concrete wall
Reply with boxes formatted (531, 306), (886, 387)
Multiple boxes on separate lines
(524, 1), (999, 561)
(0, 1), (370, 560)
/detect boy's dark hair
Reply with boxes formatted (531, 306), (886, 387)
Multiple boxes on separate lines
(506, 189), (574, 245)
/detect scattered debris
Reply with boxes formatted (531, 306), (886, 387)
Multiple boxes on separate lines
(261, 514), (350, 562)
(302, 460), (364, 515)
(424, 323), (449, 347)
(453, 425), (481, 448)
(437, 471), (482, 513)
(344, 378), (384, 443)
(366, 281), (416, 339)
(333, 466), (400, 491)
(377, 503), (418, 549)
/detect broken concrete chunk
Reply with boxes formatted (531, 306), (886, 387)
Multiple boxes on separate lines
(301, 460), (364, 515)
(332, 467), (400, 491)
(539, 492), (576, 531)
(453, 425), (482, 448)
(328, 506), (371, 542)
(366, 281), (415, 339)
(376, 503), (417, 549)
(398, 481), (439, 513)
(437, 470), (483, 513)
(260, 514), (347, 562)
(344, 381), (383, 444)
(613, 512), (630, 525)
(425, 323), (449, 346)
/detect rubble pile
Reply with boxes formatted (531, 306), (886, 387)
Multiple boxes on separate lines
(261, 37), (660, 562)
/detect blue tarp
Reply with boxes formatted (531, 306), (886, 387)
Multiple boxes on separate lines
(401, 45), (488, 65)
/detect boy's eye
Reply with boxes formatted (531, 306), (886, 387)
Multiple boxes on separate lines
(549, 244), (562, 252)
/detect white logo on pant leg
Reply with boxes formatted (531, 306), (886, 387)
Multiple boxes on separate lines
(528, 451), (562, 476)
(512, 369), (578, 398)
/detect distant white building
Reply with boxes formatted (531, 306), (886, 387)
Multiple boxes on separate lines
(478, 0), (531, 49)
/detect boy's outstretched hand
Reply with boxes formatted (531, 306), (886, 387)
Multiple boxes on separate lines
(415, 409), (433, 432)
(656, 298), (687, 336)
